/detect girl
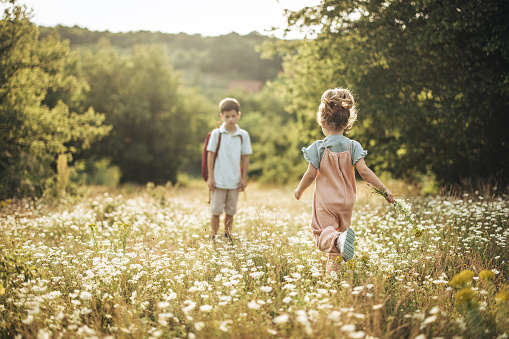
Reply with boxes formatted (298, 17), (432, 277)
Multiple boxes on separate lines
(294, 88), (395, 274)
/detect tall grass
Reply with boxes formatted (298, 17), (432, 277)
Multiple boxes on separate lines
(0, 181), (507, 338)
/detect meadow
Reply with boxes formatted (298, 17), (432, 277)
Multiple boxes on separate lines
(0, 181), (508, 338)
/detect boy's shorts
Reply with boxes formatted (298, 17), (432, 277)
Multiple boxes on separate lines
(211, 188), (239, 216)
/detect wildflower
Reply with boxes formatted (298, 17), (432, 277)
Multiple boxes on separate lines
(349, 331), (365, 339)
(22, 314), (34, 325)
(182, 301), (196, 313)
(495, 289), (508, 304)
(366, 183), (423, 237)
(260, 286), (273, 293)
(250, 271), (264, 279)
(420, 315), (437, 329)
(37, 329), (51, 339)
(295, 310), (309, 324)
(273, 314), (290, 324)
(328, 311), (341, 321)
(429, 306), (440, 314)
(247, 300), (261, 310)
(341, 324), (356, 332)
(199, 305), (213, 312)
(282, 297), (292, 303)
(282, 284), (296, 290)
(449, 270), (475, 288)
(372, 304), (383, 310)
(479, 270), (495, 282)
(158, 301), (170, 309)
(194, 322), (205, 331)
(0, 283), (5, 295)
(79, 291), (92, 301)
(77, 325), (96, 336)
(455, 287), (477, 307)
(219, 320), (232, 332)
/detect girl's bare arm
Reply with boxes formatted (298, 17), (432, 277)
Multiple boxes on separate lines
(355, 158), (395, 203)
(294, 163), (318, 200)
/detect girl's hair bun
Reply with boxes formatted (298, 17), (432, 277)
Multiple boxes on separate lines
(317, 87), (357, 133)
(340, 99), (353, 110)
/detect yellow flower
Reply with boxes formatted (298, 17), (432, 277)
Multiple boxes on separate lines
(479, 270), (495, 282)
(494, 289), (508, 304)
(413, 229), (423, 238)
(449, 270), (475, 288)
(347, 259), (356, 269)
(455, 287), (477, 306)
(334, 255), (343, 263)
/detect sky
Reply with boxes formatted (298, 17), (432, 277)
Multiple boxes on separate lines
(17, 0), (319, 39)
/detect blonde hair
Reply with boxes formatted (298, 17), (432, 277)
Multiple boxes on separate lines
(317, 88), (357, 134)
(219, 98), (240, 113)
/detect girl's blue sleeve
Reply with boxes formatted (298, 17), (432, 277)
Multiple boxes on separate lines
(351, 140), (368, 165)
(302, 141), (321, 170)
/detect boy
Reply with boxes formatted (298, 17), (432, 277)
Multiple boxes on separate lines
(206, 98), (252, 242)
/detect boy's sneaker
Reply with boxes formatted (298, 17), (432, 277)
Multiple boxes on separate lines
(224, 233), (233, 243)
(210, 235), (216, 242)
(336, 228), (355, 261)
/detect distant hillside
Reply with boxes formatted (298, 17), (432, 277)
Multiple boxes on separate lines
(38, 26), (283, 97)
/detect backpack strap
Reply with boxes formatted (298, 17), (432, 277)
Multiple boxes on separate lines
(214, 130), (222, 162)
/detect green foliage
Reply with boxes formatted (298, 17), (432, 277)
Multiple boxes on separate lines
(38, 27), (283, 98)
(82, 158), (120, 186)
(0, 1), (110, 200)
(80, 41), (214, 185)
(221, 86), (306, 184)
(275, 0), (509, 185)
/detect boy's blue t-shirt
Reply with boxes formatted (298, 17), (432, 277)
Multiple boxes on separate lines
(207, 123), (252, 189)
(302, 134), (367, 170)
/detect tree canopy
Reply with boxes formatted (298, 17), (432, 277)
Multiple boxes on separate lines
(0, 1), (109, 199)
(275, 0), (509, 185)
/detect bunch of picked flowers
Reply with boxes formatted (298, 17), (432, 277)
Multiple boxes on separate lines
(367, 183), (423, 237)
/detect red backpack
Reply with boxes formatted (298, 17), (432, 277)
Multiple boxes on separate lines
(201, 130), (222, 181)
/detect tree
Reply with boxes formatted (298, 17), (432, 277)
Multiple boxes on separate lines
(81, 41), (212, 184)
(0, 1), (109, 199)
(277, 0), (509, 185)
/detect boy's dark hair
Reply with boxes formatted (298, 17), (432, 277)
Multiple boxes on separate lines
(219, 98), (240, 113)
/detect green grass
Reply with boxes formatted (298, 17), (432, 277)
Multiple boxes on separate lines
(0, 181), (507, 338)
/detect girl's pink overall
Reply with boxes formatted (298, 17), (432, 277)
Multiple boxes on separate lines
(311, 141), (356, 273)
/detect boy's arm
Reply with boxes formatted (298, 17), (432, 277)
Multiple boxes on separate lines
(207, 151), (215, 191)
(355, 158), (395, 203)
(239, 154), (249, 191)
(294, 163), (318, 200)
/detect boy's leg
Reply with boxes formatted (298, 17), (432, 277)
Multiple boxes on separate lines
(224, 215), (234, 234)
(211, 215), (220, 237)
(224, 189), (239, 238)
(210, 188), (227, 237)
